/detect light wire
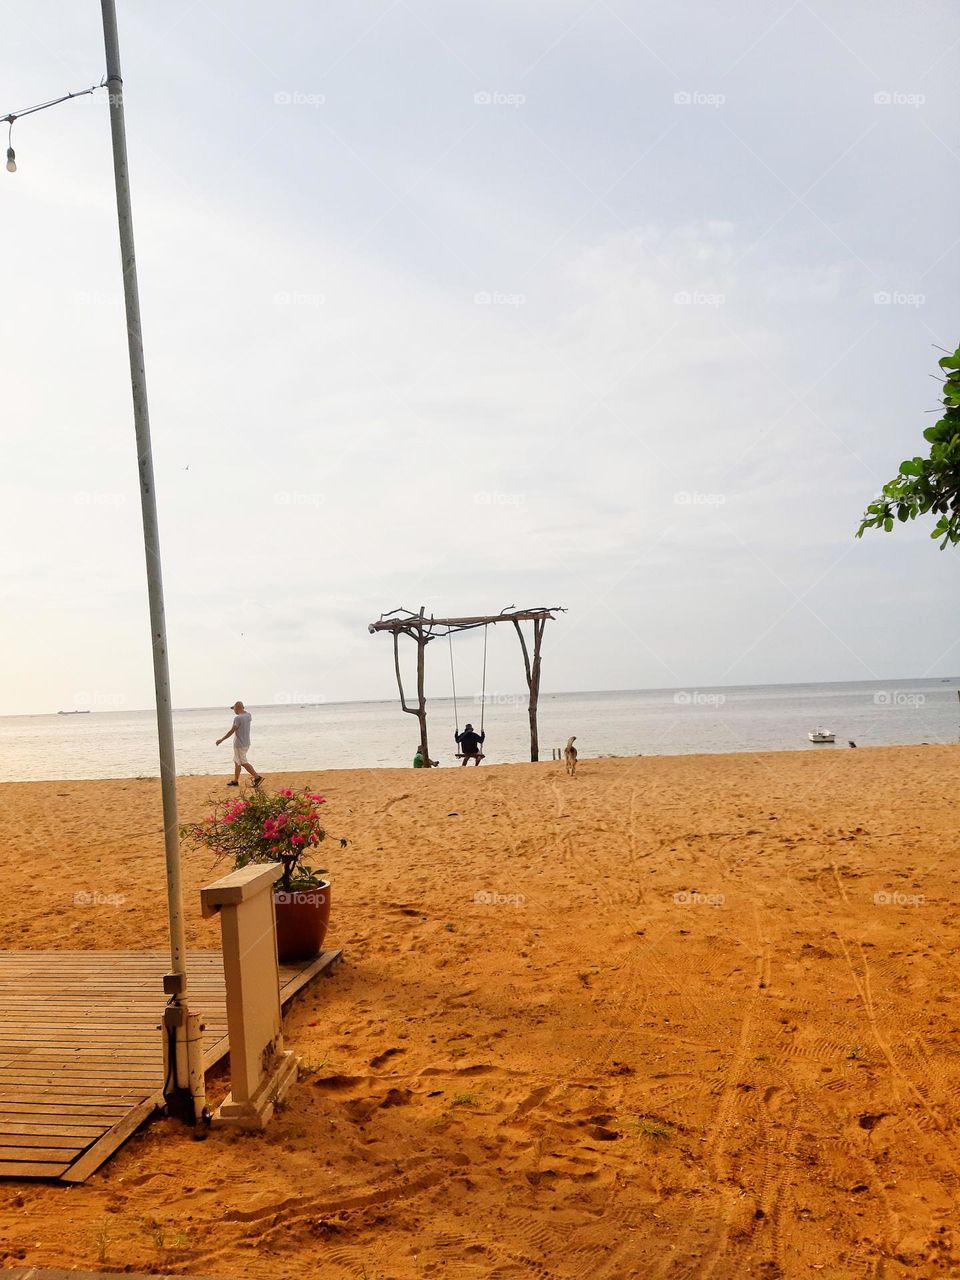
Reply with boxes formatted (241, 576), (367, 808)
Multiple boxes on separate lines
(2, 79), (105, 125)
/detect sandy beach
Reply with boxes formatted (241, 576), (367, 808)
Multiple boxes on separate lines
(1, 745), (959, 1278)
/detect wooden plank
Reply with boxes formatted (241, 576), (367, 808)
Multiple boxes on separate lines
(0, 1102), (130, 1115)
(59, 1097), (161, 1184)
(11, 1065), (160, 1078)
(0, 1159), (71, 1177)
(0, 1124), (108, 1140)
(0, 1111), (126, 1125)
(2, 1267), (229, 1279)
(0, 1090), (151, 1104)
(279, 948), (343, 1002)
(0, 1050), (158, 1059)
(0, 1145), (85, 1161)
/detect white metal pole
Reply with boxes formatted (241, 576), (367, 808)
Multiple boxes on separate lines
(100, 0), (204, 1120)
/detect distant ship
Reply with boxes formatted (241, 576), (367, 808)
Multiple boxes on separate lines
(57, 710), (91, 715)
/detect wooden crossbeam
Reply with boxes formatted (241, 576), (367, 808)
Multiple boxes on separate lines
(368, 607), (563, 634)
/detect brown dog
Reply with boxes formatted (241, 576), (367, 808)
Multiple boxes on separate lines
(564, 735), (578, 776)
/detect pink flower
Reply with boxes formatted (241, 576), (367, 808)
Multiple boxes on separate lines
(306, 793), (325, 803)
(290, 835), (305, 846)
(278, 788), (294, 798)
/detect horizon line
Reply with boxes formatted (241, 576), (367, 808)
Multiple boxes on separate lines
(4, 673), (958, 719)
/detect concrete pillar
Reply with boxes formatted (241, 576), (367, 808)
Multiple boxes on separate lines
(200, 862), (299, 1129)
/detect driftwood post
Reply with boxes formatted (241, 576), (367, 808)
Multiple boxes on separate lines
(390, 613), (430, 762)
(513, 615), (547, 762)
(414, 611), (428, 759)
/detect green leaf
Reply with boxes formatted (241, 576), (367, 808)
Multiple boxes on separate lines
(859, 342), (960, 549)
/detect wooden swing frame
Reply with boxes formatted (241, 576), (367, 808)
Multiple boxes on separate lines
(368, 605), (565, 764)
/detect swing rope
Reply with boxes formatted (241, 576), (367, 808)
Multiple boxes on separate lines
(449, 624), (489, 744)
(479, 624), (488, 735)
(448, 629), (459, 735)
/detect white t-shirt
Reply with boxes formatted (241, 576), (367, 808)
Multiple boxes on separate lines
(233, 712), (252, 748)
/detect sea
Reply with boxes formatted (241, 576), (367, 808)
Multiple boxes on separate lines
(0, 679), (957, 782)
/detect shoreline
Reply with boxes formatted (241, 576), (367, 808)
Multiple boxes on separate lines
(0, 737), (955, 787)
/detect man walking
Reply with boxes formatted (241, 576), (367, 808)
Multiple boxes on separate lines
(216, 701), (263, 787)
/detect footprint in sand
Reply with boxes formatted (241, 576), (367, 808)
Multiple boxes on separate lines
(370, 1046), (406, 1068)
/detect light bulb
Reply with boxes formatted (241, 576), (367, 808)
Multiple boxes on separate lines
(5, 147), (15, 174)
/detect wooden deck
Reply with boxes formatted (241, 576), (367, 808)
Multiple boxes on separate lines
(0, 949), (341, 1183)
(2, 1272), (227, 1280)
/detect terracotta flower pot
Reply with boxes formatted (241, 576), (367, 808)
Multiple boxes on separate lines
(273, 880), (331, 963)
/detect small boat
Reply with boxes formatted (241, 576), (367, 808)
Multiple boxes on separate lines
(808, 728), (835, 743)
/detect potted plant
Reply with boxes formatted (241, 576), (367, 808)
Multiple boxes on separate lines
(181, 786), (347, 963)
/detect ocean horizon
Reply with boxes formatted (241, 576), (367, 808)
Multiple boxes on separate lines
(1, 677), (957, 782)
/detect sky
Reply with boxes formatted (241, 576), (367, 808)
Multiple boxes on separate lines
(1, 0), (957, 716)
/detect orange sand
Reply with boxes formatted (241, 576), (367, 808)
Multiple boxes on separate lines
(1, 746), (959, 1278)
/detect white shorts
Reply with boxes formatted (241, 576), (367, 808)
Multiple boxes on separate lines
(233, 744), (249, 765)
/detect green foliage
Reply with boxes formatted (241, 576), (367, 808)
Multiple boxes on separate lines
(857, 345), (960, 548)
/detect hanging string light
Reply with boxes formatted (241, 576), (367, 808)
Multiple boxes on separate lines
(2, 78), (105, 175)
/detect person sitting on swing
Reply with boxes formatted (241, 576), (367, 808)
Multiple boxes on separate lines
(455, 722), (485, 766)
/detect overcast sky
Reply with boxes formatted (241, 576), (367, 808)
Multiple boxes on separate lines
(1, 1), (957, 716)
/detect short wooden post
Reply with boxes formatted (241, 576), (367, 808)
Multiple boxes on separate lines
(200, 862), (298, 1129)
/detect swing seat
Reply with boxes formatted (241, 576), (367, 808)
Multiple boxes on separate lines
(455, 752), (485, 760)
